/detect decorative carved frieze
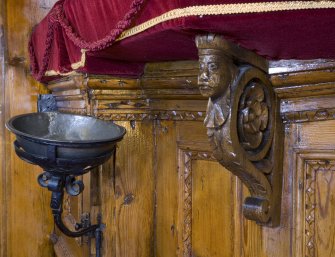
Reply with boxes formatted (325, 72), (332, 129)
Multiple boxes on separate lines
(96, 111), (205, 121)
(196, 34), (283, 226)
(282, 108), (335, 123)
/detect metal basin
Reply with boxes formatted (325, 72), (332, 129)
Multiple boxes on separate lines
(6, 112), (126, 174)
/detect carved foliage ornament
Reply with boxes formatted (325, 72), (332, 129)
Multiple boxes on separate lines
(196, 34), (283, 226)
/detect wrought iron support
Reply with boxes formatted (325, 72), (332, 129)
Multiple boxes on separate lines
(38, 171), (103, 256)
(37, 94), (57, 113)
(196, 34), (283, 226)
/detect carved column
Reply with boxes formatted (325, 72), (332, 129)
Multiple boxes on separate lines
(196, 34), (283, 226)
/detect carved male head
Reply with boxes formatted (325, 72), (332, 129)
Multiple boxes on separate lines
(196, 34), (237, 99)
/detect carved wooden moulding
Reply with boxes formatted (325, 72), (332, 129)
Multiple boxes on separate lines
(196, 34), (283, 226)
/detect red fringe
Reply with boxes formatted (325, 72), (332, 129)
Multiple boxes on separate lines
(30, 0), (146, 81)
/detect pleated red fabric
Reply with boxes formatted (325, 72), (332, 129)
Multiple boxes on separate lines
(29, 0), (335, 82)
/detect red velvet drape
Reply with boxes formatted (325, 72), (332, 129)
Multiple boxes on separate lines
(29, 0), (335, 82)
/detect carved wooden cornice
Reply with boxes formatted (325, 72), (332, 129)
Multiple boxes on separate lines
(47, 64), (208, 121)
(196, 34), (283, 226)
(47, 58), (335, 124)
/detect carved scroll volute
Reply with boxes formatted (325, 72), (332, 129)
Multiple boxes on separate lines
(196, 34), (283, 226)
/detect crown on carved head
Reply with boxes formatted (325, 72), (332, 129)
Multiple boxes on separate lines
(195, 34), (226, 50)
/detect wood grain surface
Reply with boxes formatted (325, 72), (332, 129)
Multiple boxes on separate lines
(0, 1), (56, 257)
(1, 2), (335, 255)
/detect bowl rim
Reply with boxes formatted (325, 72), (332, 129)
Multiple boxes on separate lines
(6, 112), (126, 145)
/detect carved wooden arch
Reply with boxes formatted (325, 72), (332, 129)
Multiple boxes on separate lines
(196, 34), (283, 226)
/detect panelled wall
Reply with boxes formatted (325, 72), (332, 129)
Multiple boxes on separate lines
(44, 59), (335, 257)
(0, 1), (57, 257)
(0, 1), (335, 256)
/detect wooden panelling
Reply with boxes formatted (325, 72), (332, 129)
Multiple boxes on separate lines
(95, 156), (117, 257)
(39, 59), (335, 257)
(155, 121), (179, 257)
(0, 2), (6, 255)
(191, 160), (236, 257)
(296, 121), (335, 148)
(287, 120), (335, 257)
(1, 9), (334, 254)
(293, 154), (335, 257)
(0, 0), (57, 256)
(175, 121), (239, 257)
(313, 164), (335, 257)
(233, 121), (292, 257)
(52, 234), (76, 257)
(82, 120), (156, 257)
(113, 121), (155, 257)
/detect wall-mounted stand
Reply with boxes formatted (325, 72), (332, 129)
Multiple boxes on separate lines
(196, 34), (283, 226)
(6, 112), (126, 256)
(38, 171), (103, 256)
(14, 140), (107, 257)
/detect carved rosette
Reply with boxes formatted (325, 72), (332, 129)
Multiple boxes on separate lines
(239, 82), (270, 152)
(196, 34), (283, 226)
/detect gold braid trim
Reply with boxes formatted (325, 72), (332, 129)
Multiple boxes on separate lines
(118, 1), (335, 41)
(45, 49), (86, 76)
(71, 49), (87, 69)
(45, 1), (335, 77)
(45, 70), (79, 77)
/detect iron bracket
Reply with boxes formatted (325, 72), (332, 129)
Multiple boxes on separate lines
(37, 94), (57, 113)
(38, 171), (103, 256)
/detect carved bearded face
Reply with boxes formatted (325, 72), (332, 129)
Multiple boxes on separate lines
(198, 50), (233, 99)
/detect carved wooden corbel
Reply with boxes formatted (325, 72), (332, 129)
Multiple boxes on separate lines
(196, 34), (283, 226)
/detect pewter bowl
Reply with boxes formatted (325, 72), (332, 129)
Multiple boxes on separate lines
(6, 112), (126, 175)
